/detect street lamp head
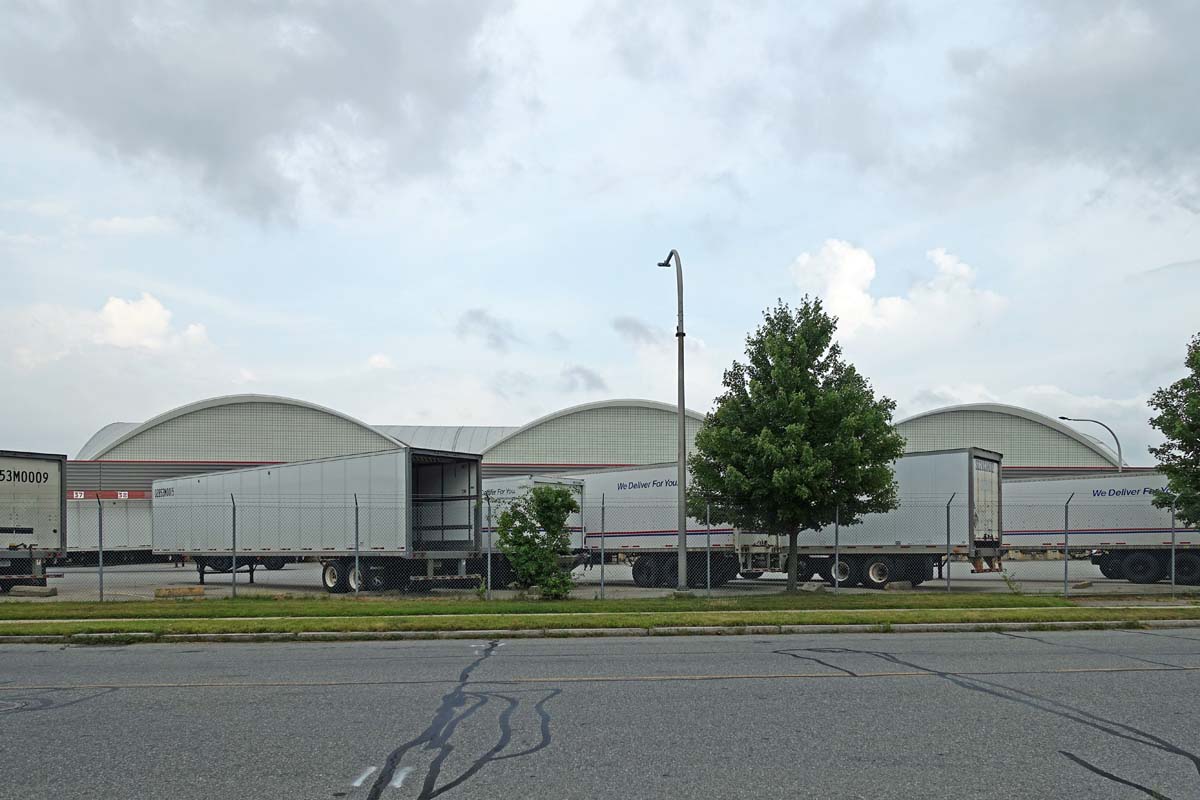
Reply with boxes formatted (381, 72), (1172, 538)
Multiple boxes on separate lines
(1058, 416), (1070, 421)
(657, 259), (671, 268)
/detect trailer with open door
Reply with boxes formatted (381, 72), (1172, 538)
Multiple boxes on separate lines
(153, 447), (483, 592)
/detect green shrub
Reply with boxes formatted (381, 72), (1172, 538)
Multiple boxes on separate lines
(496, 485), (579, 599)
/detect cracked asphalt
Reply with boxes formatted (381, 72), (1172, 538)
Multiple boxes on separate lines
(2, 629), (1198, 799)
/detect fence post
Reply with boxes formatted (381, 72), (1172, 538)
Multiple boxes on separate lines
(485, 496), (492, 601)
(230, 494), (237, 599)
(833, 506), (840, 592)
(599, 493), (606, 600)
(945, 493), (956, 593)
(1063, 493), (1074, 597)
(705, 502), (711, 597)
(354, 493), (360, 595)
(96, 496), (104, 603)
(1171, 500), (1177, 597)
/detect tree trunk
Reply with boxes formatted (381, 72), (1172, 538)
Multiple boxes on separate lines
(786, 530), (798, 592)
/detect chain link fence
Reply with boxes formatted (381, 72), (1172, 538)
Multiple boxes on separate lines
(2, 494), (1194, 601)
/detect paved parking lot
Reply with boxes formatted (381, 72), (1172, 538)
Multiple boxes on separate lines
(5, 558), (1195, 601)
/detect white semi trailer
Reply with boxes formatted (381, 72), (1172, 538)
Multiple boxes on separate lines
(153, 447), (484, 592)
(568, 447), (1004, 589)
(565, 464), (742, 587)
(1004, 472), (1198, 584)
(0, 450), (66, 592)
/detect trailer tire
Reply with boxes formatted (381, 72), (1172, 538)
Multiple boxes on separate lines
(322, 559), (351, 593)
(714, 555), (741, 587)
(1097, 554), (1124, 580)
(1174, 552), (1200, 585)
(631, 555), (654, 587)
(262, 557), (286, 571)
(1121, 551), (1165, 584)
(0, 581), (12, 594)
(860, 556), (894, 590)
(818, 556), (860, 587)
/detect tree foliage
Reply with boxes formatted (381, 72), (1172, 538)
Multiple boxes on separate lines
(495, 485), (579, 599)
(1149, 331), (1200, 526)
(687, 298), (907, 590)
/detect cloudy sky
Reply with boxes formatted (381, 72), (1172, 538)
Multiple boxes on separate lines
(3, 0), (1198, 463)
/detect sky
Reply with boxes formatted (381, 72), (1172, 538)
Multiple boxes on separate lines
(2, 0), (1198, 464)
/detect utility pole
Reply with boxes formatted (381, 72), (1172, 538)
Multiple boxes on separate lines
(658, 249), (688, 591)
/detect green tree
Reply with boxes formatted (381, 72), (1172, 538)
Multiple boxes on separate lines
(495, 485), (579, 599)
(1149, 331), (1200, 526)
(687, 298), (906, 591)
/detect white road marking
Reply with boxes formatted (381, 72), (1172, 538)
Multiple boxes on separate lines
(351, 766), (377, 787)
(390, 766), (414, 788)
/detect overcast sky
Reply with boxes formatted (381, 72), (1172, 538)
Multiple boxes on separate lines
(3, 0), (1198, 463)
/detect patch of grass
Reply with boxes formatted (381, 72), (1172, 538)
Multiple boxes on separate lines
(0, 591), (1073, 622)
(0, 605), (1197, 638)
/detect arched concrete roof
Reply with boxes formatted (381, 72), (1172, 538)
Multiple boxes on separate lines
(482, 398), (706, 455)
(76, 421), (141, 459)
(896, 403), (1121, 466)
(83, 394), (407, 459)
(374, 425), (519, 454)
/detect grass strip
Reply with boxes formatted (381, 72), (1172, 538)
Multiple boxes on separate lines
(0, 592), (1072, 621)
(1, 606), (1197, 638)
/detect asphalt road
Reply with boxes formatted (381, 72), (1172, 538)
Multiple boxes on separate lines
(15, 558), (1193, 602)
(2, 630), (1198, 799)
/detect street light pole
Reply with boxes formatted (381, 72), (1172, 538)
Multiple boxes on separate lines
(1058, 416), (1123, 472)
(658, 249), (688, 591)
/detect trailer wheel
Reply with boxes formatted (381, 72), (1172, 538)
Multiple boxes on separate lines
(1097, 554), (1124, 580)
(860, 556), (894, 590)
(262, 557), (286, 571)
(321, 560), (351, 593)
(1174, 552), (1200, 585)
(713, 555), (741, 587)
(818, 556), (860, 587)
(631, 555), (654, 587)
(0, 581), (12, 594)
(347, 562), (364, 593)
(832, 557), (860, 587)
(1121, 551), (1165, 584)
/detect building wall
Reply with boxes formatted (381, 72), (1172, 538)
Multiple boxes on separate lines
(483, 405), (702, 472)
(102, 401), (399, 462)
(897, 410), (1111, 468)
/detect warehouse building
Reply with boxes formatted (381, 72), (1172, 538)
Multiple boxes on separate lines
(71, 395), (706, 490)
(895, 403), (1128, 478)
(70, 394), (1129, 496)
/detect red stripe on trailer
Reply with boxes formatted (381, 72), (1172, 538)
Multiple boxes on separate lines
(67, 490), (150, 500)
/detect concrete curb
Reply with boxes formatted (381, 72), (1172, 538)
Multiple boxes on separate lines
(0, 618), (1195, 645)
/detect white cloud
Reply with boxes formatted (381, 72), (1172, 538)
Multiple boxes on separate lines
(87, 215), (179, 236)
(790, 240), (1006, 340)
(4, 292), (208, 368)
(366, 353), (394, 370)
(96, 293), (174, 349)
